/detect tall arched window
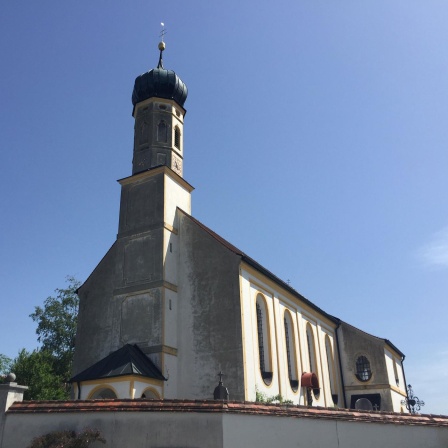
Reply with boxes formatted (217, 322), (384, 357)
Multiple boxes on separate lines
(325, 335), (337, 404)
(256, 294), (272, 384)
(157, 120), (167, 142)
(284, 311), (298, 391)
(306, 323), (320, 399)
(306, 324), (317, 374)
(174, 126), (181, 149)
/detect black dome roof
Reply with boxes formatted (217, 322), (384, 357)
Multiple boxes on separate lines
(132, 66), (188, 110)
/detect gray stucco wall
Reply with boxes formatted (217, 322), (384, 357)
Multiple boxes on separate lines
(73, 243), (120, 375)
(2, 406), (447, 448)
(177, 212), (245, 400)
(73, 172), (167, 377)
(338, 324), (389, 385)
(118, 173), (164, 237)
(223, 413), (448, 448)
(2, 411), (223, 448)
(337, 322), (394, 410)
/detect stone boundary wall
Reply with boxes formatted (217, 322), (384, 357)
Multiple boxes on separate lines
(3, 399), (448, 448)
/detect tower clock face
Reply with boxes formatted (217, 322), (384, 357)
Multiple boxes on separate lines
(171, 154), (182, 175)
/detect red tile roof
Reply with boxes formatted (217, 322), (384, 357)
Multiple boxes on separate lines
(8, 399), (448, 427)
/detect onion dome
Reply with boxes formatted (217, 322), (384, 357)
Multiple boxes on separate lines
(132, 41), (188, 111)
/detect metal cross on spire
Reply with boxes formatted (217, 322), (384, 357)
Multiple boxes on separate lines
(157, 22), (166, 69)
(159, 22), (167, 42)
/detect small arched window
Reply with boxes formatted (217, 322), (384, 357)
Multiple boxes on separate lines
(256, 294), (272, 385)
(138, 120), (149, 145)
(325, 335), (337, 404)
(157, 120), (167, 142)
(355, 355), (372, 381)
(141, 388), (160, 399)
(90, 387), (117, 399)
(174, 126), (181, 149)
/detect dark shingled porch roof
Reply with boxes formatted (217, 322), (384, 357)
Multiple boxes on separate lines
(70, 344), (166, 383)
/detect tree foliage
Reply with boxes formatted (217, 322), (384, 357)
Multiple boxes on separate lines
(5, 276), (81, 399)
(29, 276), (81, 380)
(0, 354), (12, 380)
(29, 428), (105, 448)
(12, 349), (68, 400)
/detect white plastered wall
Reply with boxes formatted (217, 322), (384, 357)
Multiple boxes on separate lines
(384, 348), (408, 412)
(240, 266), (340, 406)
(160, 172), (192, 399)
(164, 173), (191, 230)
(75, 378), (163, 400)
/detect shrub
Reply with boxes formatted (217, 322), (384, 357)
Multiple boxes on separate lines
(29, 428), (105, 448)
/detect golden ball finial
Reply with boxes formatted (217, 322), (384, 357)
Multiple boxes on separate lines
(158, 41), (166, 52)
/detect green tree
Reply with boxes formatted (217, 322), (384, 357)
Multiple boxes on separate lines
(12, 349), (68, 400)
(30, 276), (81, 381)
(0, 354), (12, 380)
(6, 277), (81, 399)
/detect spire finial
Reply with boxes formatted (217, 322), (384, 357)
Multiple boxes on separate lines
(157, 22), (166, 69)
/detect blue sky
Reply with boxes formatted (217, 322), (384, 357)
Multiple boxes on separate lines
(0, 1), (447, 414)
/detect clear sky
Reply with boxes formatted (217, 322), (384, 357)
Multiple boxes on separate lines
(0, 1), (447, 414)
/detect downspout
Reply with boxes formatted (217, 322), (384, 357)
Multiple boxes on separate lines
(77, 382), (81, 400)
(335, 321), (347, 409)
(400, 355), (409, 410)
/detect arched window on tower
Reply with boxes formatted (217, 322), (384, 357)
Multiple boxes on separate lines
(325, 335), (338, 404)
(174, 126), (181, 150)
(256, 294), (272, 385)
(157, 120), (168, 143)
(284, 311), (298, 391)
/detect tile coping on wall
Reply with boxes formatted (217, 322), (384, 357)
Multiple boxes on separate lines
(7, 400), (448, 427)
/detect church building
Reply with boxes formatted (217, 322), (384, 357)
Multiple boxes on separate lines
(70, 40), (408, 413)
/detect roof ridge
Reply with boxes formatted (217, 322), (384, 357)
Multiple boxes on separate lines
(177, 208), (404, 354)
(177, 208), (337, 324)
(339, 321), (404, 357)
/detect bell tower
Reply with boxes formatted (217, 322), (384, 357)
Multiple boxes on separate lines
(131, 41), (187, 177)
(72, 38), (192, 399)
